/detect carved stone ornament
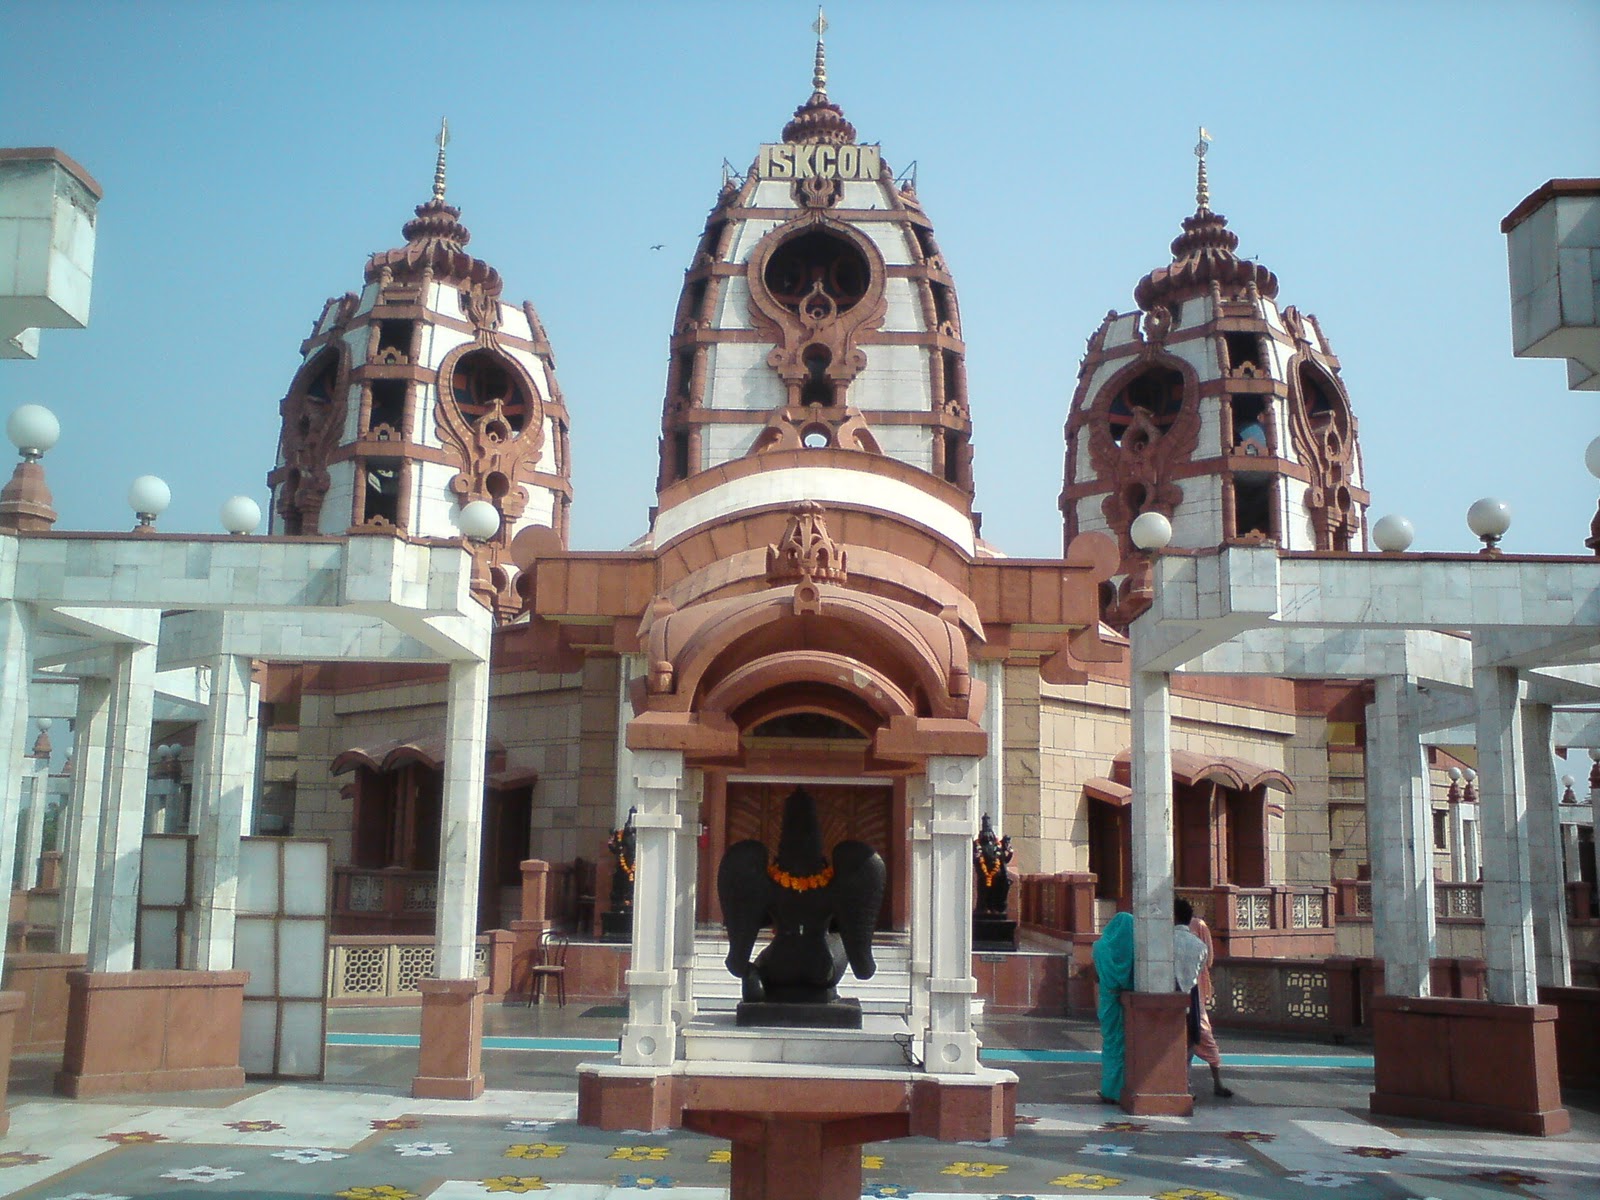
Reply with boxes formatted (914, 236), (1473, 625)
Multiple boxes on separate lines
(1284, 338), (1360, 550)
(274, 347), (349, 534)
(766, 500), (849, 586)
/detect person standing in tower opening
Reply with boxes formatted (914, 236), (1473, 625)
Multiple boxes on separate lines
(1174, 897), (1233, 1098)
(1091, 911), (1135, 1105)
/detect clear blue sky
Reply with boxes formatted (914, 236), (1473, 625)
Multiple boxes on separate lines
(5, 1), (1597, 558)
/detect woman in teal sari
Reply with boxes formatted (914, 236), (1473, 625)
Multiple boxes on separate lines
(1092, 911), (1136, 1104)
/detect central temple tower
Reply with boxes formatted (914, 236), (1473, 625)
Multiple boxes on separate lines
(649, 16), (979, 555)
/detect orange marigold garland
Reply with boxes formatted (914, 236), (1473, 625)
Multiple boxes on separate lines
(767, 862), (835, 892)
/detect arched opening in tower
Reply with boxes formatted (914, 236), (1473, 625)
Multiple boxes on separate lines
(763, 230), (870, 314)
(452, 349), (530, 432)
(1108, 365), (1184, 446)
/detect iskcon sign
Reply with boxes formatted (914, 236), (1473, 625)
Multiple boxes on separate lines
(756, 143), (881, 181)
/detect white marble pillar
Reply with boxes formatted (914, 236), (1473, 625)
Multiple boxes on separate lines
(0, 601), (36, 972)
(612, 655), (644, 826)
(1449, 795), (1471, 882)
(621, 748), (683, 1067)
(1472, 647), (1537, 1006)
(1521, 703), (1570, 989)
(59, 676), (112, 955)
(1562, 824), (1583, 885)
(18, 737), (50, 890)
(907, 773), (932, 1035)
(187, 653), (262, 971)
(1129, 668), (1175, 994)
(925, 754), (979, 1074)
(976, 659), (1005, 835)
(1364, 676), (1436, 997)
(86, 640), (158, 973)
(672, 767), (703, 1025)
(434, 658), (491, 980)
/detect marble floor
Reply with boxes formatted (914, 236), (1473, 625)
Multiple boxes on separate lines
(0, 1008), (1593, 1200)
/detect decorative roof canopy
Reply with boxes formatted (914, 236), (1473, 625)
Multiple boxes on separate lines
(365, 119), (503, 294)
(1134, 129), (1277, 312)
(781, 8), (857, 146)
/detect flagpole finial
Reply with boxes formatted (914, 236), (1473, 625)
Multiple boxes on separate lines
(812, 7), (829, 96)
(432, 118), (451, 204)
(1194, 126), (1212, 213)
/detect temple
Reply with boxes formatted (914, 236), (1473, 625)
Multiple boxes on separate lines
(1, 12), (1598, 1180)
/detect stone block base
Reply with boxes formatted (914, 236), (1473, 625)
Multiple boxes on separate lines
(412, 976), (488, 1100)
(736, 998), (861, 1029)
(3, 952), (86, 1053)
(55, 970), (247, 1098)
(1370, 995), (1569, 1135)
(1538, 985), (1600, 1090)
(1120, 991), (1194, 1116)
(0, 991), (20, 1135)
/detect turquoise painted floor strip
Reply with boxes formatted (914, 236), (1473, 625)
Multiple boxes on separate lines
(980, 1046), (1373, 1069)
(328, 1031), (1372, 1067)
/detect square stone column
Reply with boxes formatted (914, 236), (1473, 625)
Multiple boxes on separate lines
(0, 600), (37, 945)
(925, 754), (979, 1074)
(1472, 649), (1537, 1005)
(19, 745), (50, 891)
(87, 638), (158, 974)
(434, 657), (491, 980)
(672, 768), (703, 1025)
(1520, 703), (1571, 988)
(1128, 668), (1174, 993)
(413, 656), (491, 1101)
(187, 652), (261, 971)
(57, 675), (111, 955)
(907, 774), (931, 1036)
(621, 748), (683, 1068)
(1364, 676), (1436, 998)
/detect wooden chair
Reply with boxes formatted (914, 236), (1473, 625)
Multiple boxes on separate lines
(527, 930), (569, 1007)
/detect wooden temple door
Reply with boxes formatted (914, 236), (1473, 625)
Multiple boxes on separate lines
(723, 781), (897, 930)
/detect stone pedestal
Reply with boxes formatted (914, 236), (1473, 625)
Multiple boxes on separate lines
(972, 916), (1017, 951)
(412, 976), (488, 1100)
(686, 1110), (908, 1200)
(1538, 984), (1600, 1089)
(0, 991), (20, 1135)
(2, 951), (85, 1053)
(55, 970), (247, 1097)
(736, 998), (861, 1029)
(1370, 995), (1569, 1135)
(601, 910), (633, 942)
(579, 1061), (1016, 1200)
(1120, 991), (1193, 1116)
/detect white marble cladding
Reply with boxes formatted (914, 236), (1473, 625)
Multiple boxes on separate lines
(652, 465), (976, 555)
(881, 278), (927, 333)
(702, 423), (763, 469)
(855, 344), (933, 411)
(1506, 188), (1600, 391)
(871, 426), (935, 474)
(0, 155), (98, 354)
(704, 343), (786, 411)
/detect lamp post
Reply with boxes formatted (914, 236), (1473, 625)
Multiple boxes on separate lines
(1, 404), (61, 531)
(219, 496), (261, 535)
(1585, 436), (1600, 556)
(1372, 514), (1415, 554)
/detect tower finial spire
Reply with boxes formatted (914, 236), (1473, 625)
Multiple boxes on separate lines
(1194, 125), (1212, 213)
(812, 7), (829, 96)
(432, 117), (450, 204)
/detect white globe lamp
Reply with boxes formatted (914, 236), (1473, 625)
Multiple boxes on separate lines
(1129, 511), (1173, 553)
(457, 500), (501, 541)
(6, 405), (60, 461)
(128, 475), (172, 531)
(1371, 514), (1414, 554)
(219, 495), (262, 535)
(1466, 497), (1510, 553)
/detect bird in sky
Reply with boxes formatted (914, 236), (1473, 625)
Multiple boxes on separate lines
(650, 243), (665, 251)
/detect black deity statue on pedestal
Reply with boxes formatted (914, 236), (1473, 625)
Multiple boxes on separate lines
(717, 787), (886, 1028)
(972, 812), (1018, 951)
(601, 806), (637, 942)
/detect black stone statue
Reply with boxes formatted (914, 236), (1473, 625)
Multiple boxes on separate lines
(972, 812), (1018, 950)
(601, 806), (637, 941)
(717, 787), (886, 1028)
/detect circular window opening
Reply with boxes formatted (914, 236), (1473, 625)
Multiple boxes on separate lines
(452, 350), (529, 432)
(802, 429), (831, 449)
(485, 472), (511, 499)
(763, 231), (871, 315)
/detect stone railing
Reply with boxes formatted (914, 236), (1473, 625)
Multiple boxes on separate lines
(1335, 879), (1485, 922)
(1208, 954), (1490, 1037)
(331, 866), (438, 935)
(1016, 872), (1097, 938)
(325, 933), (510, 1003)
(1177, 884), (1336, 956)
